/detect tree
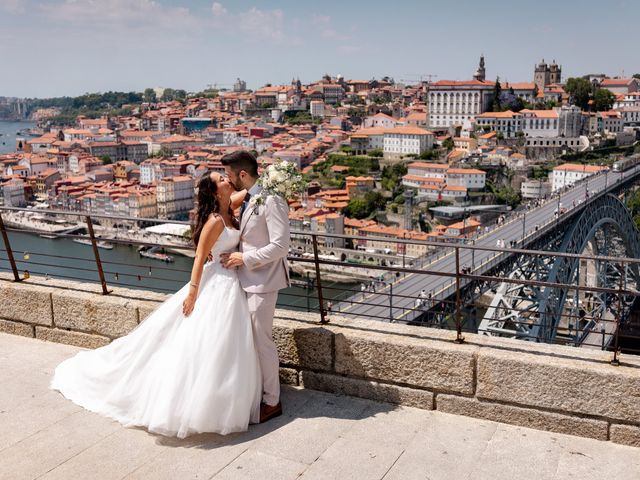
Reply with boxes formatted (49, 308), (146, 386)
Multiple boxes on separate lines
(343, 191), (386, 219)
(143, 88), (157, 103)
(511, 96), (526, 112)
(419, 149), (439, 160)
(343, 198), (370, 219)
(564, 77), (592, 110)
(284, 110), (318, 125)
(491, 77), (502, 111)
(593, 88), (615, 111)
(381, 163), (408, 192)
(340, 145), (353, 154)
(633, 74), (640, 79)
(160, 88), (175, 102)
(99, 155), (112, 165)
(442, 138), (454, 151)
(363, 190), (386, 210)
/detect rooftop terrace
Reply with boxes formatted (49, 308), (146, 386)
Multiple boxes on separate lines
(2, 332), (639, 480)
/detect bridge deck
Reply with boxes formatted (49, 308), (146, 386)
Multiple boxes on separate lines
(339, 166), (639, 324)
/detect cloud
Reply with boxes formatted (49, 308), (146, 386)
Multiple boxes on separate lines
(339, 45), (362, 54)
(311, 14), (330, 25)
(310, 13), (352, 41)
(1, 0), (26, 14)
(237, 7), (285, 42)
(211, 1), (226, 16)
(39, 0), (200, 29)
(321, 28), (351, 41)
(210, 4), (287, 44)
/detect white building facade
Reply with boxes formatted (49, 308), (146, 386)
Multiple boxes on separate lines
(521, 179), (551, 199)
(427, 80), (494, 129)
(310, 101), (325, 118)
(550, 164), (606, 192)
(475, 111), (523, 139)
(520, 109), (559, 137)
(383, 127), (434, 160)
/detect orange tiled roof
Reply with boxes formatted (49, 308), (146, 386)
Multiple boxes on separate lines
(553, 164), (606, 173)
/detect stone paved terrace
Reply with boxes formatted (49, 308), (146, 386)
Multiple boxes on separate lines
(2, 333), (640, 480)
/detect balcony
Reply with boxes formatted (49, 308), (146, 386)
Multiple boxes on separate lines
(1, 207), (640, 478)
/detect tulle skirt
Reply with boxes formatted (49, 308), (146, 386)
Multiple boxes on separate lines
(51, 262), (262, 438)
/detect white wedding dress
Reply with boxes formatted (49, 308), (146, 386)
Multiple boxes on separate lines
(51, 225), (262, 438)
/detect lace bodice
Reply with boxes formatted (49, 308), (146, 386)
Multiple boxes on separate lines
(210, 227), (241, 264)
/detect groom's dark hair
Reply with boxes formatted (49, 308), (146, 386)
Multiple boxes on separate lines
(221, 150), (259, 178)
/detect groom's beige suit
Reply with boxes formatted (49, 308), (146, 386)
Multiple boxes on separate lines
(238, 184), (290, 406)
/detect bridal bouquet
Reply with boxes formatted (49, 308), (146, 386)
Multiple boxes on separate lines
(250, 160), (306, 207)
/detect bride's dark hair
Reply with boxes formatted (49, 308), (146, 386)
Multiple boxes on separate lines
(190, 172), (238, 248)
(190, 172), (220, 248)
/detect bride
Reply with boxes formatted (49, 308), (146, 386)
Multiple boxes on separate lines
(51, 172), (262, 438)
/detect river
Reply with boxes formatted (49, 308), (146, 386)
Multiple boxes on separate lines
(0, 120), (37, 154)
(0, 120), (356, 310)
(0, 231), (356, 312)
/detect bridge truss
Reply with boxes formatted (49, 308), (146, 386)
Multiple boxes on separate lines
(477, 194), (640, 344)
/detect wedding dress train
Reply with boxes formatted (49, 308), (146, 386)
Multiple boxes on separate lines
(51, 226), (261, 438)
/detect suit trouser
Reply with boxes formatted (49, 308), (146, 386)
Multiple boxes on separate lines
(247, 291), (280, 406)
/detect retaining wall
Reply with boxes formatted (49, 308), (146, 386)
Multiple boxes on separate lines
(1, 273), (639, 447)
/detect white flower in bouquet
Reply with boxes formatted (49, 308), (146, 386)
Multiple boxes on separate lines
(249, 160), (306, 208)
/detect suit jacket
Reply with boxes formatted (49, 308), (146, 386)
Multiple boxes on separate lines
(238, 188), (291, 293)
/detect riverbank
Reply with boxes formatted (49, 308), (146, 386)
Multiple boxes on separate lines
(0, 120), (36, 154)
(1, 210), (191, 251)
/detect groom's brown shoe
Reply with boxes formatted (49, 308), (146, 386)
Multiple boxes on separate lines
(260, 402), (282, 423)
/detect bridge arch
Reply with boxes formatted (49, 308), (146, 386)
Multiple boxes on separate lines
(534, 194), (640, 342)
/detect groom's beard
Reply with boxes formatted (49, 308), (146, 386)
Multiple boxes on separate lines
(230, 177), (244, 191)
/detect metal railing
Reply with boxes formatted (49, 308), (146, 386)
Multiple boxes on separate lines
(1, 206), (640, 364)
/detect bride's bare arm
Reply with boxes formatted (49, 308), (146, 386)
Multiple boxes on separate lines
(230, 189), (247, 211)
(182, 215), (224, 317)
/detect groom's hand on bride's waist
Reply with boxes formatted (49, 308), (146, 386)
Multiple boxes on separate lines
(220, 252), (244, 269)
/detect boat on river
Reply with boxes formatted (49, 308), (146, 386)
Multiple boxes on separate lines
(138, 246), (174, 263)
(72, 238), (114, 250)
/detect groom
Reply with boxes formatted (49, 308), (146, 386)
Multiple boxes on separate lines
(220, 150), (290, 423)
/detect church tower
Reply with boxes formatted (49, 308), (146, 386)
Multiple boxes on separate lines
(549, 60), (561, 85)
(534, 59), (551, 91)
(473, 55), (486, 82)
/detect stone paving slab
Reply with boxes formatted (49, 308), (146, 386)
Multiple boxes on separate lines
(1, 332), (640, 480)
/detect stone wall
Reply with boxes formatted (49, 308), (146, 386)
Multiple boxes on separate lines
(2, 273), (640, 447)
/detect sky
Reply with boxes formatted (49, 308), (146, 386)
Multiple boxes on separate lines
(0, 0), (638, 98)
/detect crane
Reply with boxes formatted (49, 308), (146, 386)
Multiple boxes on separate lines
(399, 74), (439, 84)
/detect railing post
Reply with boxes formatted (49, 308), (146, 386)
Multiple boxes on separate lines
(0, 211), (21, 282)
(85, 216), (110, 295)
(611, 262), (624, 365)
(311, 234), (328, 324)
(389, 282), (393, 323)
(306, 271), (311, 313)
(454, 245), (464, 343)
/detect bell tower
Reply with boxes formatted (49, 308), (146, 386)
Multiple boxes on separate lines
(473, 54), (486, 82)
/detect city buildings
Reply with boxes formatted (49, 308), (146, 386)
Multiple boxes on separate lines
(533, 59), (562, 91)
(475, 111), (523, 139)
(427, 79), (494, 129)
(382, 126), (434, 159)
(402, 162), (486, 202)
(550, 163), (607, 192)
(521, 179), (551, 199)
(1, 178), (26, 207)
(156, 176), (195, 219)
(3, 61), (638, 266)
